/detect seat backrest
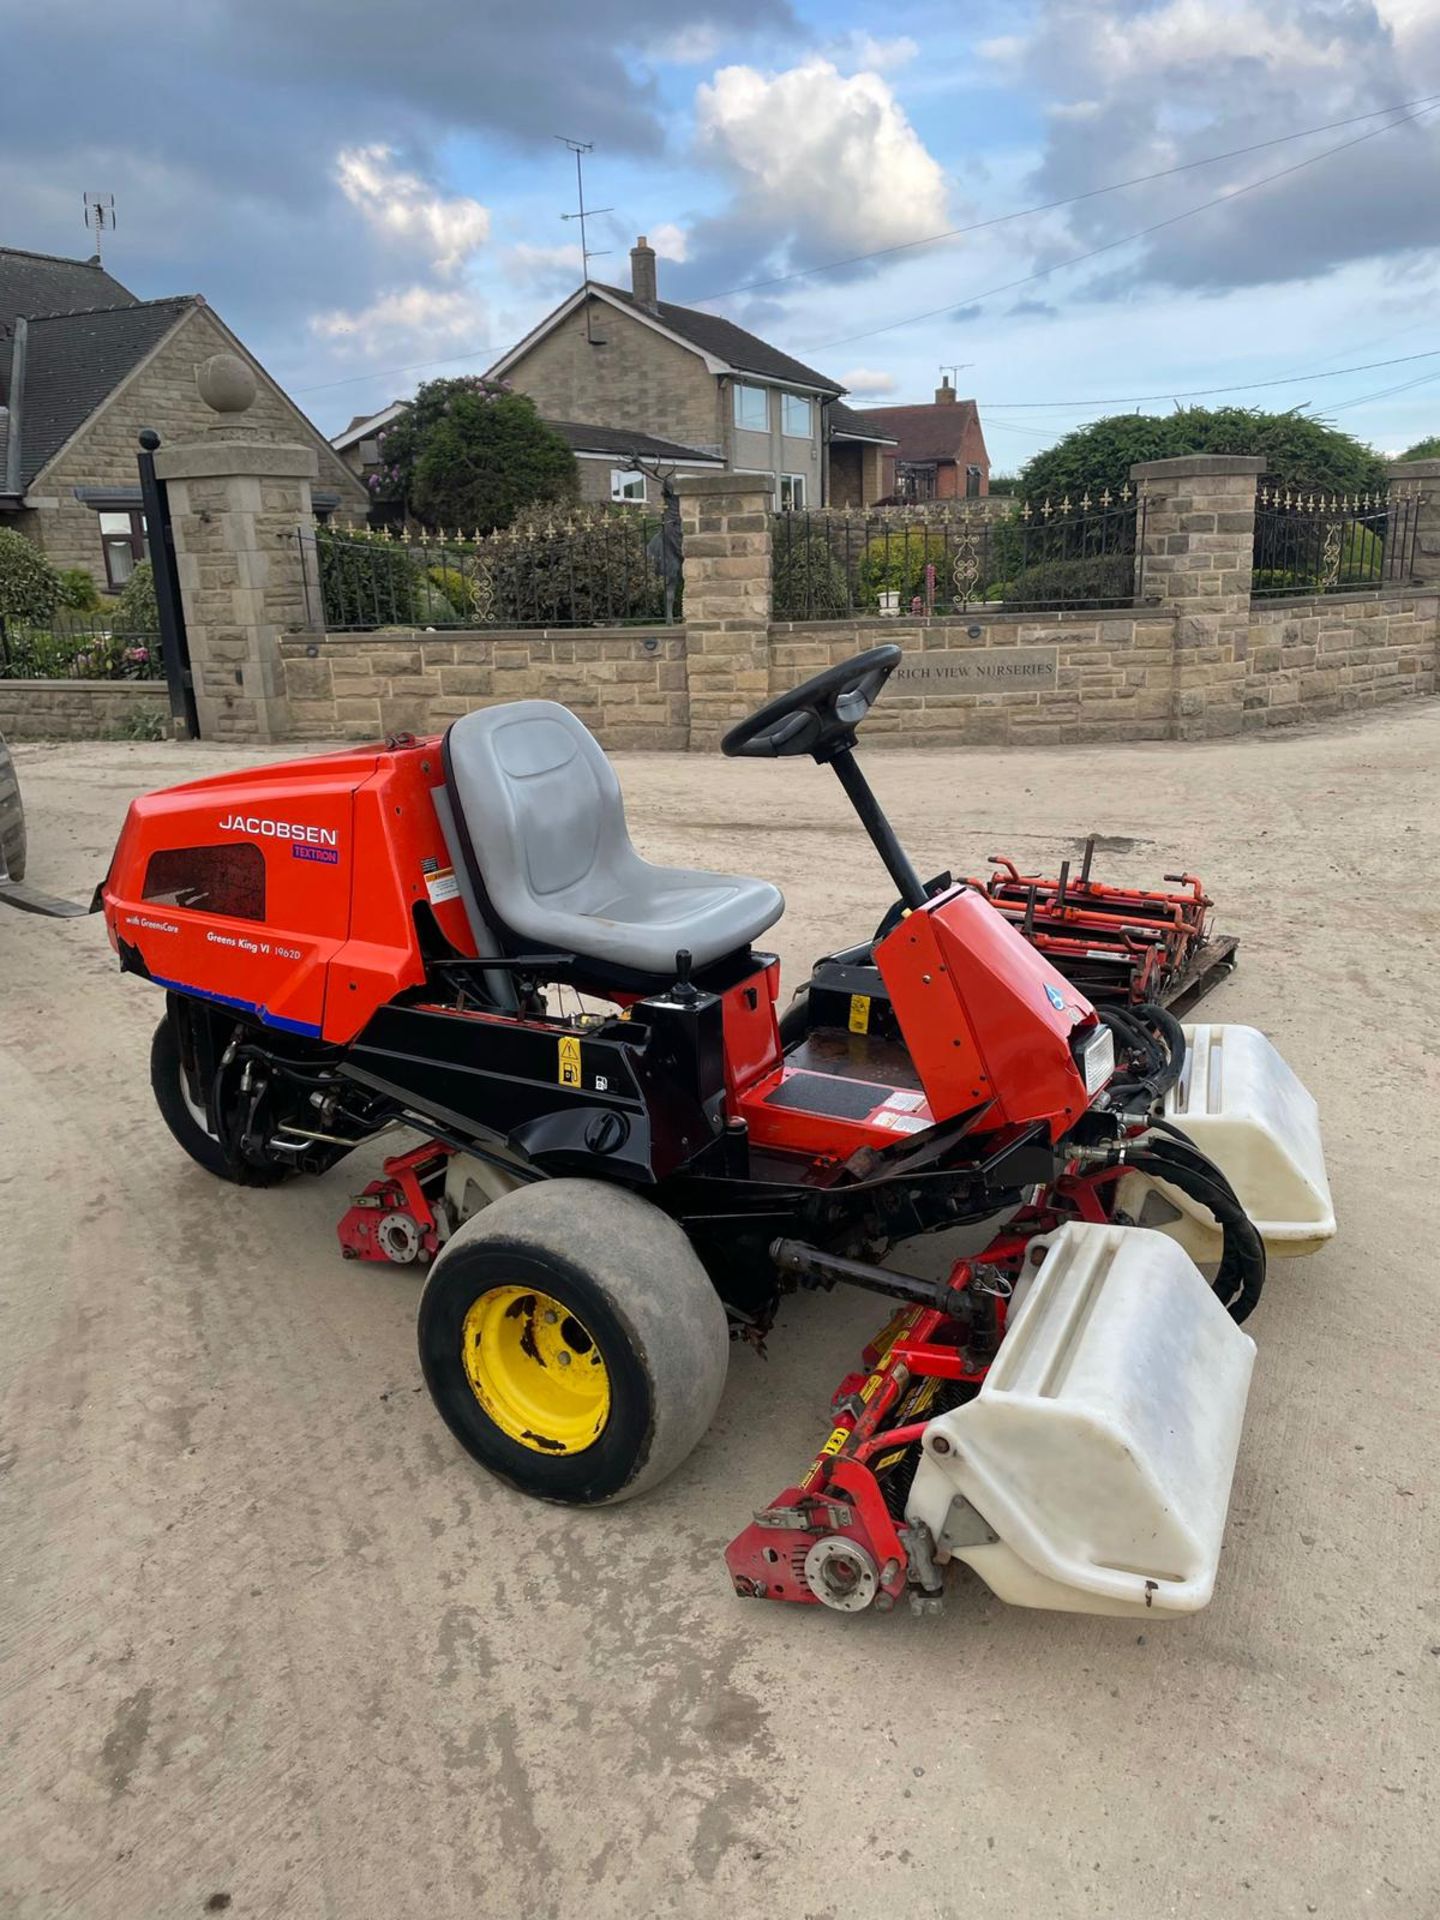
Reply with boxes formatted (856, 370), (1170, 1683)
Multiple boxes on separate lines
(442, 700), (636, 939)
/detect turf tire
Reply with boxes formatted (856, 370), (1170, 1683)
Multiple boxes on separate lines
(417, 1178), (729, 1505)
(149, 1012), (292, 1187)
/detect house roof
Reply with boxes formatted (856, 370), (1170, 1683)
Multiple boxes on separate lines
(489, 281), (844, 396)
(13, 297), (197, 489)
(0, 247), (137, 330)
(828, 400), (898, 446)
(856, 397), (982, 463)
(330, 399), (411, 452)
(549, 418), (722, 463)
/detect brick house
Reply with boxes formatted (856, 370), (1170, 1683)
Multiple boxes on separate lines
(331, 404), (723, 511)
(0, 247), (365, 592)
(861, 378), (991, 501)
(485, 237), (894, 509)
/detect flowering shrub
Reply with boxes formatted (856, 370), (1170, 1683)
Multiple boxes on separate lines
(372, 377), (578, 534)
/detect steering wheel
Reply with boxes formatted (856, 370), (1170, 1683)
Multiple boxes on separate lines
(721, 644), (903, 761)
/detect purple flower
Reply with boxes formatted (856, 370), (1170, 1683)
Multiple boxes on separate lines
(125, 646), (150, 664)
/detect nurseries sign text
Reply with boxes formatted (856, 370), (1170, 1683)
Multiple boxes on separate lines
(893, 647), (1058, 695)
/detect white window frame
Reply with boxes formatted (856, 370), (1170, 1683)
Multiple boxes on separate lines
(781, 392), (813, 438)
(610, 467), (647, 503)
(733, 382), (769, 432)
(778, 473), (807, 510)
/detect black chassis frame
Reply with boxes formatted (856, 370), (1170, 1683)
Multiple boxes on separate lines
(135, 928), (1060, 1328)
(335, 942), (1058, 1324)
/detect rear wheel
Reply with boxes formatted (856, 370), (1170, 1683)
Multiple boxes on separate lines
(417, 1178), (729, 1505)
(149, 1009), (293, 1186)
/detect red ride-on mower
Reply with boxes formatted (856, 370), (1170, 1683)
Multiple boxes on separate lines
(100, 646), (1334, 1619)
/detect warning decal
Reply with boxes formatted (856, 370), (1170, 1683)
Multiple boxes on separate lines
(558, 1035), (582, 1087)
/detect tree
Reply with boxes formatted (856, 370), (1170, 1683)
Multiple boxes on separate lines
(373, 376), (579, 534)
(1400, 434), (1440, 461)
(1017, 407), (1388, 504)
(0, 528), (63, 626)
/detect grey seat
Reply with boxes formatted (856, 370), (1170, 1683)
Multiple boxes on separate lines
(441, 700), (784, 976)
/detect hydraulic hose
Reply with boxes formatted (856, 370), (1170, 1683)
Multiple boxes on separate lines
(1120, 1136), (1266, 1323)
(1099, 1000), (1187, 1106)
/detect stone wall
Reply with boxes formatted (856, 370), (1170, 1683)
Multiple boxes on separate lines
(1244, 589), (1439, 728)
(770, 612), (1178, 746)
(0, 678), (169, 741)
(25, 307), (366, 582)
(279, 628), (688, 751)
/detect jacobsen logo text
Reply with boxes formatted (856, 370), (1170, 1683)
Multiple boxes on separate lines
(218, 814), (338, 847)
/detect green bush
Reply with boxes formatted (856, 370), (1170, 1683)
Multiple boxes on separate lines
(1002, 552), (1136, 608)
(771, 521), (850, 619)
(1400, 434), (1440, 462)
(427, 565), (478, 620)
(56, 567), (101, 611)
(1018, 407), (1386, 506)
(373, 378), (579, 534)
(316, 528), (423, 629)
(1338, 521), (1383, 585)
(111, 561), (160, 637)
(857, 527), (950, 610)
(488, 507), (665, 626)
(1251, 567), (1319, 595)
(0, 528), (63, 624)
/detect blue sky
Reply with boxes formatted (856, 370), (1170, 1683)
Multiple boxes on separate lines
(7, 0), (1440, 461)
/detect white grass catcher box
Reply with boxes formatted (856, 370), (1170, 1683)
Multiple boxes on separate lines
(907, 1222), (1257, 1616)
(1120, 1024), (1335, 1260)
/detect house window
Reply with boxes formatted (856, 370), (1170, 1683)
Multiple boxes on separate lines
(781, 393), (813, 438)
(733, 382), (769, 432)
(358, 437), (380, 467)
(610, 468), (647, 503)
(778, 474), (807, 510)
(897, 464), (937, 503)
(99, 510), (147, 589)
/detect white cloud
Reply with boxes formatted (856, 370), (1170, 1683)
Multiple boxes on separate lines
(841, 365), (898, 394)
(833, 32), (919, 72)
(335, 145), (490, 274)
(649, 221), (689, 263)
(695, 59), (950, 256)
(506, 241), (585, 286)
(652, 23), (724, 65)
(309, 284), (491, 358)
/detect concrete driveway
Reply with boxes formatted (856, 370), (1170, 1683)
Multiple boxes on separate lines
(2, 708), (1437, 1919)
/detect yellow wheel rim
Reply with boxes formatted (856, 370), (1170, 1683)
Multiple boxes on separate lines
(461, 1286), (610, 1456)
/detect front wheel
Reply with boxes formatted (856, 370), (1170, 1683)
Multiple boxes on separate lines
(417, 1179), (730, 1505)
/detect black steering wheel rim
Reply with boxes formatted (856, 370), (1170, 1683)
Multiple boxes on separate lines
(720, 644), (904, 761)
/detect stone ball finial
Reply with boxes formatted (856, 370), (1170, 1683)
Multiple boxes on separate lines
(196, 352), (257, 415)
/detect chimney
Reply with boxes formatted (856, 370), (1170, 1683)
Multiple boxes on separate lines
(630, 235), (658, 312)
(935, 377), (957, 405)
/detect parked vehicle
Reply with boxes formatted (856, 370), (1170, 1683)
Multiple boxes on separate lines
(96, 646), (1334, 1620)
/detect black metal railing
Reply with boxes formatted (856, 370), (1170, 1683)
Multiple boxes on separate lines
(1251, 485), (1420, 597)
(770, 494), (1144, 621)
(0, 608), (164, 680)
(307, 508), (678, 633)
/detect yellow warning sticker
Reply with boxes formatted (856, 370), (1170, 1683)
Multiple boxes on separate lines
(859, 1372), (882, 1403)
(558, 1035), (582, 1087)
(848, 992), (871, 1034)
(819, 1425), (849, 1458)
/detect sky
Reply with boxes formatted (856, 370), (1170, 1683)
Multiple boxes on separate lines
(6, 0), (1440, 465)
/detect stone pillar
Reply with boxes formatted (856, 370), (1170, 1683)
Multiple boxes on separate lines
(152, 353), (320, 742)
(675, 472), (773, 751)
(1384, 458), (1440, 589)
(1131, 453), (1263, 740)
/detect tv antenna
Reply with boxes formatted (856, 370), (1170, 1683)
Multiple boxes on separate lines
(556, 137), (612, 344)
(939, 363), (973, 388)
(83, 192), (116, 264)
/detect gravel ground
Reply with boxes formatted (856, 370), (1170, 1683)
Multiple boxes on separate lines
(2, 705), (1438, 1920)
